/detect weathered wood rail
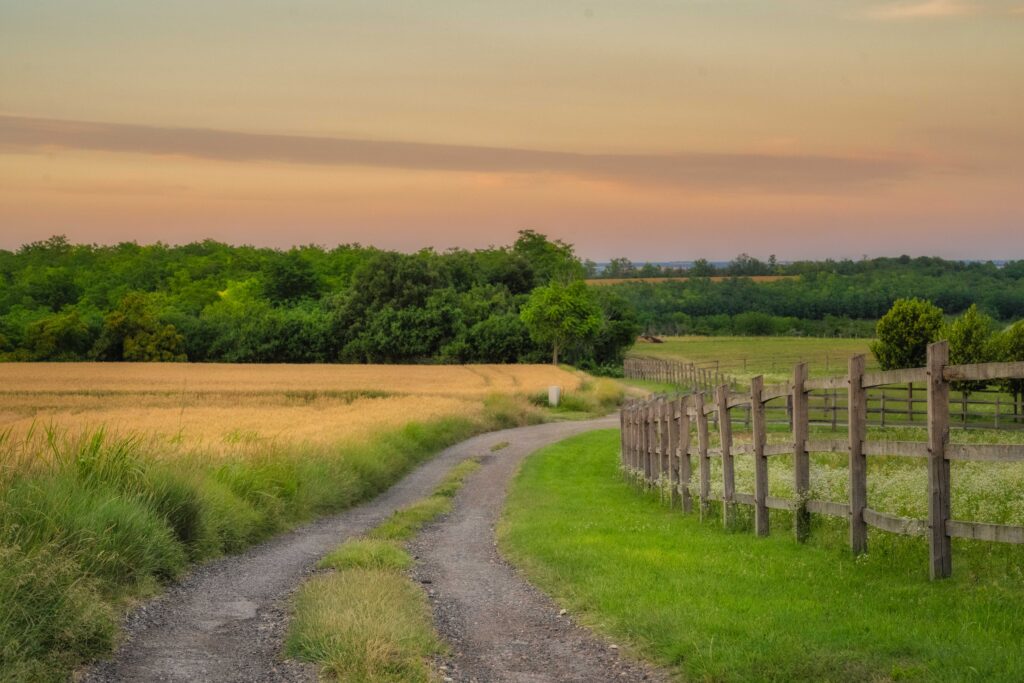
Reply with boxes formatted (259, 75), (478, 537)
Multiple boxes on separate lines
(619, 342), (1024, 580)
(624, 354), (1024, 430)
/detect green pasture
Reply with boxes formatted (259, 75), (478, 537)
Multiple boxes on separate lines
(501, 430), (1024, 682)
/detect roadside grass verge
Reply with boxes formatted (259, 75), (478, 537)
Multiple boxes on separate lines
(287, 457), (482, 682)
(500, 429), (1024, 682)
(0, 400), (519, 682)
(528, 377), (625, 419)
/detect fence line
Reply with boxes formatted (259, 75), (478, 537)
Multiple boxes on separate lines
(624, 355), (1024, 430)
(620, 342), (1024, 580)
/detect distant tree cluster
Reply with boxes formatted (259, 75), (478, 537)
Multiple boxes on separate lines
(0, 232), (639, 369)
(602, 256), (1024, 336)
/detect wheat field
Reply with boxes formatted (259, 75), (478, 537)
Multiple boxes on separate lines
(0, 363), (581, 461)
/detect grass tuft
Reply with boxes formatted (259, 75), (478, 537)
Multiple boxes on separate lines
(319, 539), (412, 572)
(285, 569), (441, 683)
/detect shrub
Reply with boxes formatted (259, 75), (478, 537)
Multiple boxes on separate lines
(870, 298), (943, 369)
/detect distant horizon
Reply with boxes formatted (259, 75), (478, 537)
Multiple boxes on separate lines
(1, 232), (1018, 265)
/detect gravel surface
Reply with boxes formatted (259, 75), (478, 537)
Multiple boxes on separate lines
(411, 416), (670, 683)
(81, 419), (628, 682)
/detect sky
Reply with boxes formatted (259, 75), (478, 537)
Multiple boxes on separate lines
(1, 0), (1022, 260)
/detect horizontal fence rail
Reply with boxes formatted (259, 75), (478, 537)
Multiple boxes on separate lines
(624, 355), (1024, 431)
(619, 341), (1024, 580)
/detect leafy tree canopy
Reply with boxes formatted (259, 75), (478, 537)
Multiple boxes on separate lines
(870, 298), (944, 370)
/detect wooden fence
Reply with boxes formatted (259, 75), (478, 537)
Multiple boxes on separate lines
(619, 342), (1024, 580)
(624, 356), (738, 394)
(624, 354), (1024, 430)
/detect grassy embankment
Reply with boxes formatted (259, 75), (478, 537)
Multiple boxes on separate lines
(0, 363), (619, 682)
(501, 430), (1024, 682)
(286, 458), (482, 682)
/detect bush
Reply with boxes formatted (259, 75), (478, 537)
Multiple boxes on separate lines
(870, 298), (944, 369)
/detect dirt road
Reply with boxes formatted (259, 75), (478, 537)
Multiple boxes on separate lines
(83, 418), (654, 682)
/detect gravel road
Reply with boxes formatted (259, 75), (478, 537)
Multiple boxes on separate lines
(411, 416), (669, 683)
(81, 418), (637, 682)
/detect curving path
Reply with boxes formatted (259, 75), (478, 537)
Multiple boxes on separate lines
(83, 417), (649, 682)
(411, 416), (668, 683)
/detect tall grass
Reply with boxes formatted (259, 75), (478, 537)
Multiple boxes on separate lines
(0, 397), (533, 682)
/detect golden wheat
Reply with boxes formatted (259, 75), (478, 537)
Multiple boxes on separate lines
(0, 363), (580, 461)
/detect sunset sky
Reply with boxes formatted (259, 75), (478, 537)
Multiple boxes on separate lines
(1, 1), (1022, 260)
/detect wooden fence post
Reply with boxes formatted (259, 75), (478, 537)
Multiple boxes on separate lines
(927, 341), (952, 579)
(658, 398), (669, 498)
(695, 392), (711, 520)
(638, 401), (647, 485)
(716, 384), (735, 528)
(679, 395), (693, 513)
(792, 363), (811, 542)
(751, 375), (769, 536)
(620, 405), (626, 469)
(646, 401), (656, 487)
(667, 397), (680, 507)
(848, 355), (868, 555)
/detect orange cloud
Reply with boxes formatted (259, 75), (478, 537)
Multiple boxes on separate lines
(0, 115), (918, 195)
(866, 0), (979, 20)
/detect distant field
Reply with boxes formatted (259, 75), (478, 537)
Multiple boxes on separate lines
(586, 275), (796, 286)
(631, 335), (876, 382)
(0, 363), (582, 461)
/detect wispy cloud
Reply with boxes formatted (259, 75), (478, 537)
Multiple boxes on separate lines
(0, 115), (917, 193)
(866, 0), (979, 20)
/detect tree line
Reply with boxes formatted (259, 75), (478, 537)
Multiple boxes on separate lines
(0, 232), (638, 371)
(600, 256), (1024, 336)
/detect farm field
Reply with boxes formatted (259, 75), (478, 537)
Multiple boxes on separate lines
(0, 362), (590, 681)
(501, 430), (1024, 682)
(0, 363), (581, 461)
(630, 335), (876, 383)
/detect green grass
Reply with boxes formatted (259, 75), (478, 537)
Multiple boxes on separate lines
(288, 456), (483, 682)
(286, 569), (441, 683)
(0, 403), (519, 681)
(633, 335), (875, 383)
(500, 430), (1024, 682)
(318, 539), (412, 572)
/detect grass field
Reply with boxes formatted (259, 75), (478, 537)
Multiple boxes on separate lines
(0, 362), (599, 682)
(631, 335), (876, 383)
(501, 430), (1024, 682)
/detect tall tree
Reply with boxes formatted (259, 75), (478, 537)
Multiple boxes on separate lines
(520, 281), (602, 365)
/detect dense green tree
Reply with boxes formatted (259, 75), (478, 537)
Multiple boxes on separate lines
(870, 298), (944, 370)
(604, 257), (636, 278)
(942, 304), (999, 394)
(23, 308), (97, 360)
(994, 321), (1024, 415)
(263, 250), (321, 304)
(92, 293), (186, 362)
(512, 230), (583, 285)
(520, 281), (602, 365)
(588, 288), (641, 367)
